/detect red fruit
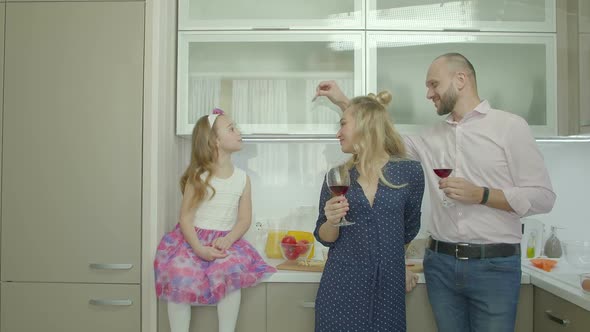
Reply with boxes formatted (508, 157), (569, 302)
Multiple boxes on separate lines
(281, 235), (297, 245)
(284, 246), (299, 260)
(295, 240), (309, 255)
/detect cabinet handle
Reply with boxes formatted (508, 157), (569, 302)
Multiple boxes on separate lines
(443, 28), (481, 32)
(89, 263), (133, 270)
(251, 27), (290, 30)
(300, 301), (315, 308)
(545, 310), (570, 326)
(89, 299), (133, 306)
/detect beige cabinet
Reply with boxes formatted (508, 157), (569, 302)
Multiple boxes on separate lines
(405, 285), (437, 331)
(158, 284), (267, 332)
(515, 285), (534, 332)
(0, 282), (140, 332)
(1, 1), (144, 283)
(267, 283), (319, 332)
(580, 34), (590, 132)
(533, 287), (590, 332)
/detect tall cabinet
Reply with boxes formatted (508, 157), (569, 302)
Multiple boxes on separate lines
(0, 1), (144, 331)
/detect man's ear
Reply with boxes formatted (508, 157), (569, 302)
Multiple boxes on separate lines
(455, 71), (469, 90)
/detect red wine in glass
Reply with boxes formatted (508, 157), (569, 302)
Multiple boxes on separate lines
(433, 168), (452, 178)
(326, 165), (354, 226)
(329, 185), (349, 196)
(433, 166), (455, 207)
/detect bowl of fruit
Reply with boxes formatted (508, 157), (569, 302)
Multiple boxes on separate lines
(280, 235), (313, 262)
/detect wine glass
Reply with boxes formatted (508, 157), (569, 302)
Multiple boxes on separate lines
(326, 165), (354, 226)
(433, 151), (455, 207)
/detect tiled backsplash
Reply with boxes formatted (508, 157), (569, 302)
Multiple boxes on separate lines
(173, 138), (590, 247)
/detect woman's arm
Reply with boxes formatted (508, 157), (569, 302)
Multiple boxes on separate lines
(404, 162), (425, 244)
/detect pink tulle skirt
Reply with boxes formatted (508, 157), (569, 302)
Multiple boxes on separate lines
(154, 224), (276, 304)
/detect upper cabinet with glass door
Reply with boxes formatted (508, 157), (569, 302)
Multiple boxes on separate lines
(177, 32), (364, 137)
(178, 0), (364, 30)
(368, 0), (556, 32)
(367, 32), (557, 136)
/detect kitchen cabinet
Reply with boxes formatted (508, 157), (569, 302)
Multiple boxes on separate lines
(580, 0), (590, 33)
(533, 286), (590, 332)
(405, 285), (437, 331)
(367, 32), (557, 136)
(177, 1), (563, 137)
(178, 0), (363, 30)
(176, 31), (363, 137)
(158, 284), (267, 332)
(0, 282), (140, 332)
(267, 283), (319, 332)
(1, 1), (143, 283)
(367, 0), (556, 32)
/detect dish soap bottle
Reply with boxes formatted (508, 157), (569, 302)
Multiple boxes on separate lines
(526, 230), (537, 258)
(544, 226), (563, 258)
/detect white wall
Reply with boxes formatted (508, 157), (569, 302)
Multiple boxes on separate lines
(170, 138), (590, 247)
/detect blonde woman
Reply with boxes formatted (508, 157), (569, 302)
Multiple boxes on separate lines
(313, 92), (425, 332)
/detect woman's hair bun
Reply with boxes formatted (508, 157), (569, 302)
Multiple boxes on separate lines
(367, 90), (392, 107)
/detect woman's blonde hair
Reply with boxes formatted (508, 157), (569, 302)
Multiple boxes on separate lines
(180, 115), (221, 209)
(344, 90), (407, 188)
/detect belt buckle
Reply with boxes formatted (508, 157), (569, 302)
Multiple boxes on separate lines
(455, 243), (470, 260)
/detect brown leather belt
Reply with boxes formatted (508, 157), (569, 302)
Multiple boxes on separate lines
(429, 238), (520, 260)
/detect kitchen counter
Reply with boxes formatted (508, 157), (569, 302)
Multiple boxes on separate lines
(522, 259), (590, 311)
(263, 258), (531, 284)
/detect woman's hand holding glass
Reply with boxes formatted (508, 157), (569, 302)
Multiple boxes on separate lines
(324, 196), (350, 226)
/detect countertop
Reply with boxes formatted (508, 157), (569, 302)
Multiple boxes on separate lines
(521, 258), (590, 311)
(263, 258), (531, 284)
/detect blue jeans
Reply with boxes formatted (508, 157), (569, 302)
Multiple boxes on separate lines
(423, 248), (521, 332)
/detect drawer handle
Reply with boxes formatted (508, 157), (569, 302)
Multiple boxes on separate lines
(89, 263), (133, 270)
(545, 310), (570, 326)
(301, 301), (315, 309)
(89, 299), (133, 306)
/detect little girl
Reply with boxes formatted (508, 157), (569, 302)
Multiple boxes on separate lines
(154, 109), (276, 332)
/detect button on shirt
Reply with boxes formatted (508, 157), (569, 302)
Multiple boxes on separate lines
(404, 100), (556, 244)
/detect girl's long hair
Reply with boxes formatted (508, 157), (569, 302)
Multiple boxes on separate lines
(344, 91), (407, 188)
(180, 115), (220, 209)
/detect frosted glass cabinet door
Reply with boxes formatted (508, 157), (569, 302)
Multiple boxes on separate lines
(177, 32), (364, 136)
(178, 0), (363, 30)
(367, 32), (557, 136)
(368, 0), (555, 32)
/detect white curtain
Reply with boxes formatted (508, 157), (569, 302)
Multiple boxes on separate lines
(189, 77), (221, 123)
(232, 80), (288, 125)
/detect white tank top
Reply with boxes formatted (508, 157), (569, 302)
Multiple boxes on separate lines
(193, 167), (247, 231)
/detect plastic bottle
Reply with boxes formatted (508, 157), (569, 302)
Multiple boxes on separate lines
(527, 230), (537, 258)
(544, 226), (563, 258)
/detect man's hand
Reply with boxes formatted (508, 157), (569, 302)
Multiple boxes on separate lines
(439, 177), (484, 204)
(405, 268), (419, 293)
(314, 80), (350, 111)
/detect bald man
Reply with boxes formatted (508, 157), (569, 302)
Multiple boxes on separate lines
(315, 53), (555, 332)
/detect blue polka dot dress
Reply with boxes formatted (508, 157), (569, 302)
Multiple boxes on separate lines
(313, 160), (425, 332)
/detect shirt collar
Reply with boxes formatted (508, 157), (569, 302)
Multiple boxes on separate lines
(445, 99), (490, 125)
